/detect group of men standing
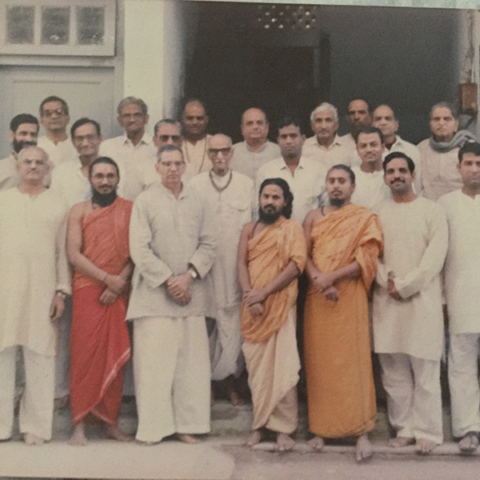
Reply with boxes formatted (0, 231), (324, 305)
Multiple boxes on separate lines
(1, 93), (480, 463)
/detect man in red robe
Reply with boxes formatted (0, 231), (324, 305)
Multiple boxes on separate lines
(67, 157), (133, 445)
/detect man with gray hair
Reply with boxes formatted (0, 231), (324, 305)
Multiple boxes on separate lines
(230, 108), (280, 180)
(417, 101), (476, 201)
(100, 96), (157, 201)
(127, 144), (216, 444)
(303, 102), (353, 168)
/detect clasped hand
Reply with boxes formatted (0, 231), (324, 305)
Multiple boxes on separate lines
(243, 288), (267, 318)
(167, 273), (193, 306)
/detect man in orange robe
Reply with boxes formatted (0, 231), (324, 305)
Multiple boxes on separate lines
(238, 178), (307, 451)
(66, 157), (133, 445)
(303, 164), (383, 462)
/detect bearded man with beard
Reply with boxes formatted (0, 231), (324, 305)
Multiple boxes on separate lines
(237, 178), (307, 451)
(67, 157), (133, 445)
(303, 165), (383, 463)
(0, 114), (39, 190)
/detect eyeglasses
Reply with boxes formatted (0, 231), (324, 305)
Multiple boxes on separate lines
(121, 113), (145, 120)
(208, 148), (232, 157)
(159, 161), (185, 169)
(19, 159), (47, 166)
(73, 134), (99, 143)
(156, 135), (181, 143)
(42, 109), (65, 118)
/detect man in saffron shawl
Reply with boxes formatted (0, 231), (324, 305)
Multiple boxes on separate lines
(238, 178), (307, 451)
(67, 157), (133, 445)
(303, 164), (383, 462)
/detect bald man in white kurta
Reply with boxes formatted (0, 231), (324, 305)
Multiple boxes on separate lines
(373, 197), (448, 446)
(189, 169), (254, 382)
(0, 186), (70, 442)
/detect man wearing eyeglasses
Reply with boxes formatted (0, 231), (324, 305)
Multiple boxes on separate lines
(189, 134), (254, 406)
(37, 96), (77, 168)
(128, 144), (216, 445)
(0, 146), (70, 445)
(99, 97), (157, 201)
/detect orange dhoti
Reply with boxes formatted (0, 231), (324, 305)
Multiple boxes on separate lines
(304, 204), (383, 438)
(69, 197), (132, 426)
(241, 217), (307, 433)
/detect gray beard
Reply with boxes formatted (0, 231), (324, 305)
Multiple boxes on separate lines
(330, 198), (345, 208)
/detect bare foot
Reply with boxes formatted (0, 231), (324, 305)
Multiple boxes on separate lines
(388, 436), (415, 448)
(307, 436), (325, 451)
(54, 395), (69, 409)
(68, 423), (88, 446)
(24, 433), (44, 446)
(356, 434), (373, 463)
(106, 425), (132, 442)
(245, 429), (262, 447)
(415, 438), (438, 455)
(229, 389), (245, 406)
(276, 432), (295, 452)
(459, 432), (479, 454)
(176, 433), (200, 444)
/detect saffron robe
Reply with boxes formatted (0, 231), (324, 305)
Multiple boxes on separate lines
(241, 217), (307, 432)
(70, 197), (132, 426)
(304, 204), (383, 438)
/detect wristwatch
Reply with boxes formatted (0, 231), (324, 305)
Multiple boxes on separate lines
(187, 267), (198, 280)
(55, 290), (68, 299)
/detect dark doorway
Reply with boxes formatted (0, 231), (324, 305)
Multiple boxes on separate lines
(183, 2), (331, 142)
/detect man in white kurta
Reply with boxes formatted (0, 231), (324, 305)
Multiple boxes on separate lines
(373, 152), (448, 454)
(302, 103), (354, 169)
(438, 141), (480, 453)
(417, 102), (476, 201)
(99, 97), (157, 201)
(255, 117), (326, 225)
(127, 145), (216, 444)
(189, 134), (253, 404)
(351, 127), (391, 210)
(181, 100), (212, 183)
(0, 146), (70, 445)
(37, 96), (76, 168)
(230, 108), (281, 180)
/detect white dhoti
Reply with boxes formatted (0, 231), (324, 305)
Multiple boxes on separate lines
(209, 305), (244, 381)
(379, 353), (443, 444)
(0, 346), (55, 441)
(54, 298), (71, 399)
(448, 333), (480, 437)
(133, 316), (210, 443)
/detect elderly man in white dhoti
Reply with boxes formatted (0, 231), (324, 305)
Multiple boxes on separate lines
(0, 146), (70, 445)
(189, 133), (254, 405)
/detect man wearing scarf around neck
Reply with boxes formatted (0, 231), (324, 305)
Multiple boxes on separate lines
(417, 102), (477, 201)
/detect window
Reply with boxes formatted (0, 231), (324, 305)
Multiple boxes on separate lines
(0, 0), (115, 56)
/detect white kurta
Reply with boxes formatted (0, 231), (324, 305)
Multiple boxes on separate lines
(181, 136), (212, 184)
(37, 136), (77, 167)
(50, 159), (91, 208)
(372, 197), (448, 360)
(0, 188), (71, 356)
(351, 167), (391, 210)
(0, 155), (19, 191)
(100, 133), (157, 201)
(189, 170), (253, 380)
(438, 189), (480, 334)
(230, 141), (280, 180)
(417, 139), (462, 201)
(302, 134), (354, 169)
(255, 157), (326, 225)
